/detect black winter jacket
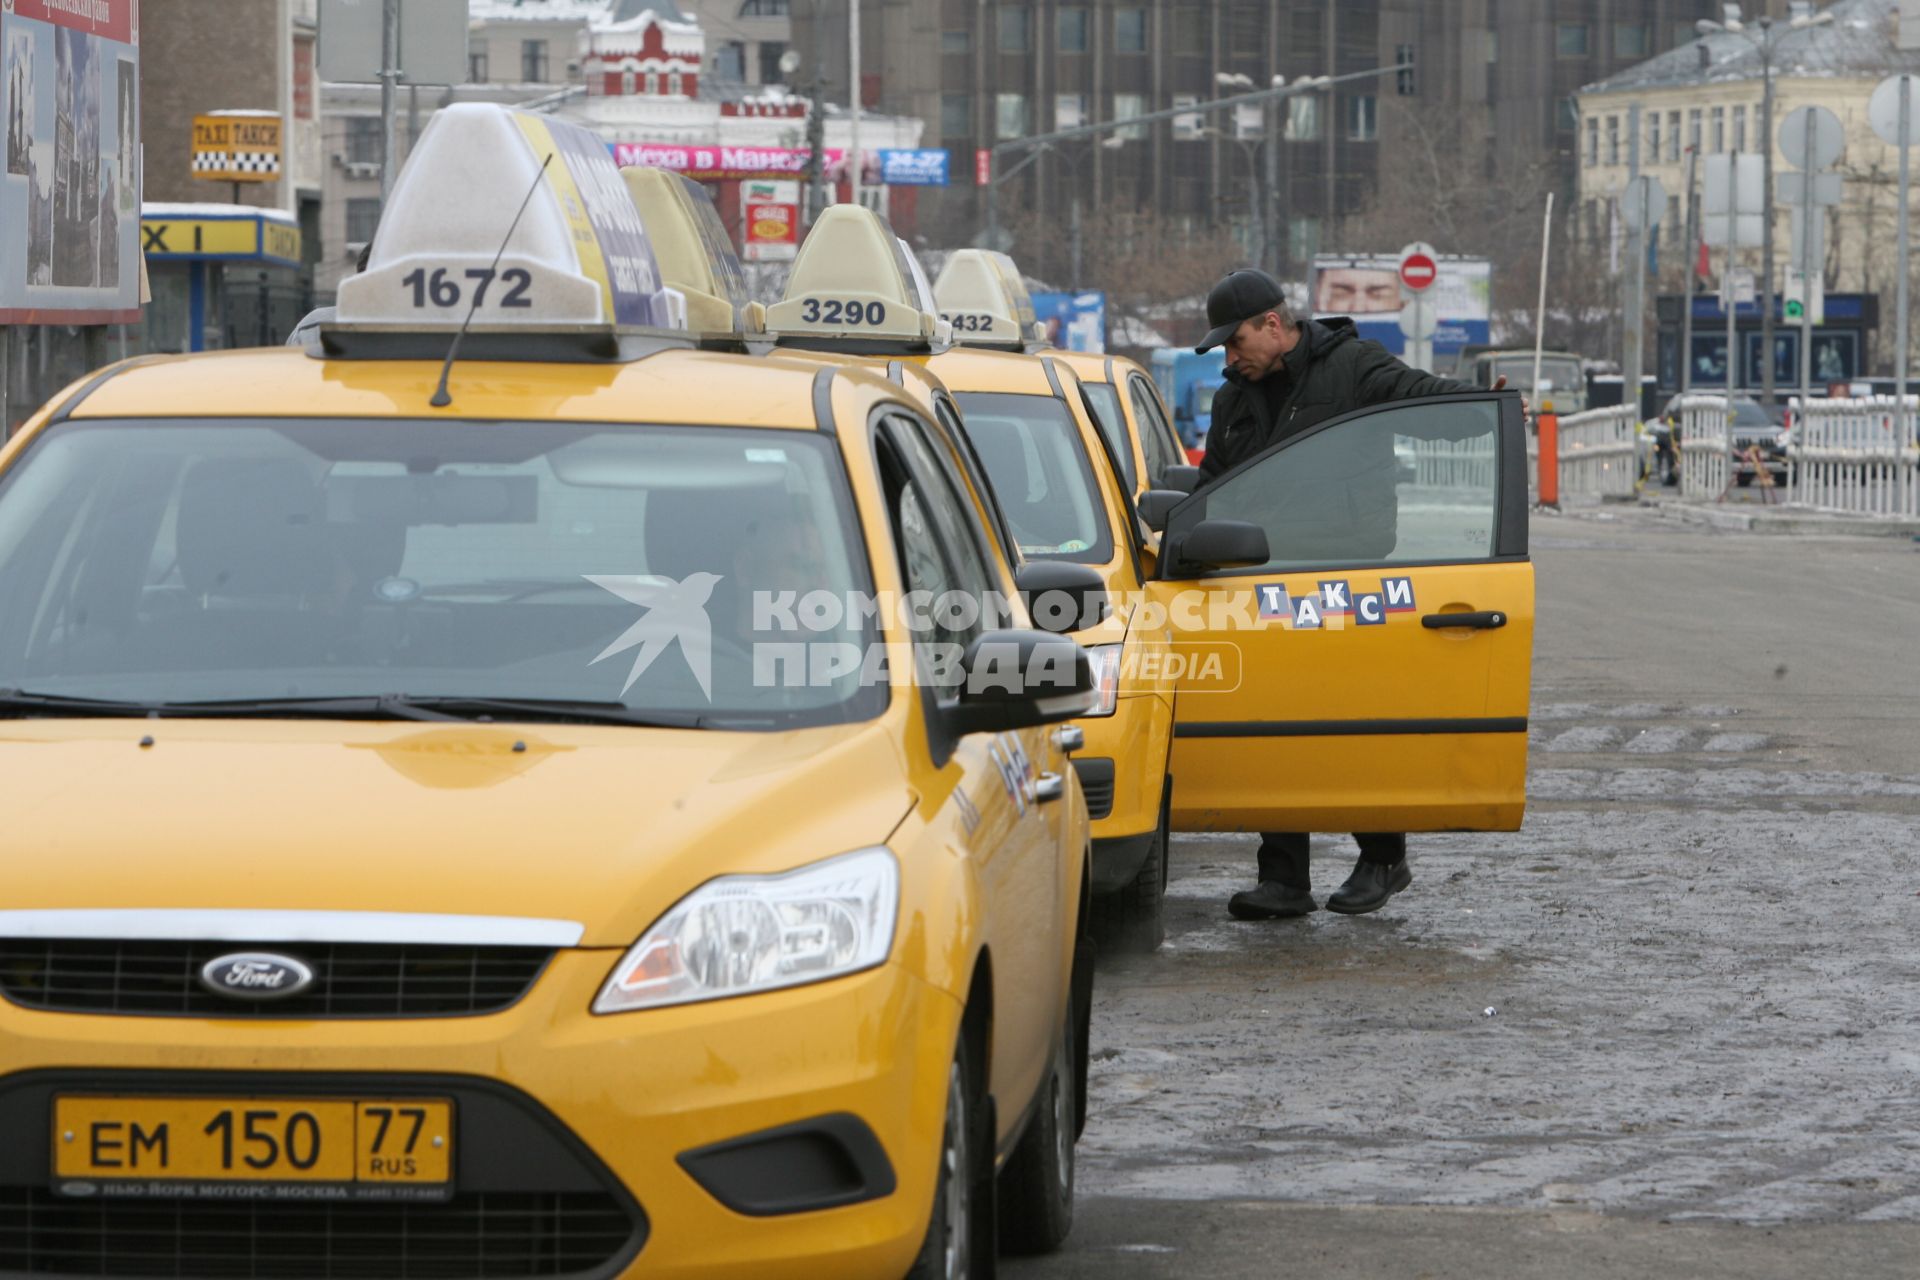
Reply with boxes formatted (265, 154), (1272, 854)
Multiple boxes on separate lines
(1197, 317), (1474, 482)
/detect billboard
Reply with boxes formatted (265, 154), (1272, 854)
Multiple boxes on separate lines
(741, 178), (798, 262)
(2, 0), (140, 323)
(1310, 253), (1490, 360)
(610, 141), (879, 185)
(877, 148), (948, 187)
(1031, 290), (1105, 353)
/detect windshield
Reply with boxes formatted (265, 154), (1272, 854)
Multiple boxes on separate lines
(953, 392), (1114, 564)
(0, 419), (883, 728)
(1491, 356), (1582, 394)
(1079, 383), (1136, 489)
(1731, 401), (1775, 428)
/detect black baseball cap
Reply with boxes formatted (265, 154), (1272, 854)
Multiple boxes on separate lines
(1195, 268), (1288, 354)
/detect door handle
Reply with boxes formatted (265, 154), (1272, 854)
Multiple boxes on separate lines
(1421, 610), (1507, 630)
(1052, 726), (1085, 754)
(1034, 771), (1065, 803)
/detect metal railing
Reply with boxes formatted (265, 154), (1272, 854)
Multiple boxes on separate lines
(1673, 393), (1733, 501)
(1412, 438), (1497, 491)
(1555, 405), (1640, 499)
(1785, 396), (1920, 516)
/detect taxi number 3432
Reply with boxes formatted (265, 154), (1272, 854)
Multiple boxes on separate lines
(401, 267), (533, 309)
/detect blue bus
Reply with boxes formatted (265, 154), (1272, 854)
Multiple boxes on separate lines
(1149, 348), (1226, 448)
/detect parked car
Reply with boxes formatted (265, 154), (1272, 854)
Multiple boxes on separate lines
(1647, 395), (1787, 487)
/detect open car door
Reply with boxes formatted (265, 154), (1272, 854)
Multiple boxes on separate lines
(1150, 392), (1533, 833)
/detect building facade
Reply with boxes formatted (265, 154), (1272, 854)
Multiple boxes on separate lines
(1578, 0), (1920, 382)
(792, 0), (1744, 276)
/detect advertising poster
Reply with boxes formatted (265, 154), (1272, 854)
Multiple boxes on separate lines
(741, 178), (798, 262)
(1031, 290), (1105, 353)
(1310, 253), (1491, 362)
(610, 141), (879, 185)
(1, 0), (140, 323)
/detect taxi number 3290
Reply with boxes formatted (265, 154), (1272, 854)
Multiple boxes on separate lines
(401, 266), (533, 309)
(799, 297), (886, 325)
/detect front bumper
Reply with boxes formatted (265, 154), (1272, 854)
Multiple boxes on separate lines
(1073, 693), (1172, 848)
(0, 954), (962, 1279)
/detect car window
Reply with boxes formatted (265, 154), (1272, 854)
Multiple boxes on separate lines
(1129, 375), (1181, 486)
(1182, 399), (1503, 571)
(1731, 402), (1773, 427)
(0, 418), (884, 727)
(887, 412), (1010, 634)
(953, 391), (1115, 565)
(877, 427), (994, 699)
(1079, 383), (1136, 490)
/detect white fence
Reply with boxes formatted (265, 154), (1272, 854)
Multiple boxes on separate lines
(1672, 393), (1734, 501)
(1555, 405), (1640, 499)
(1785, 396), (1920, 517)
(1413, 438), (1497, 491)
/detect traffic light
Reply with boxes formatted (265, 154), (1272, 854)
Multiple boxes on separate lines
(1782, 272), (1823, 325)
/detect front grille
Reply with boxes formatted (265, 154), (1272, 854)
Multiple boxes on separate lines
(0, 941), (552, 1018)
(0, 1186), (632, 1278)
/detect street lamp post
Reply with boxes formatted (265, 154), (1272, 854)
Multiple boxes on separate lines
(1697, 3), (1834, 407)
(1040, 136), (1125, 287)
(1214, 72), (1289, 273)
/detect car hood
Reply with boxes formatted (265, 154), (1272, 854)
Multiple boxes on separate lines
(0, 718), (914, 947)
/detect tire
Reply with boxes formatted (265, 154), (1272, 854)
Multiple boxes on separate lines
(996, 986), (1078, 1256)
(1090, 788), (1170, 955)
(907, 1031), (990, 1280)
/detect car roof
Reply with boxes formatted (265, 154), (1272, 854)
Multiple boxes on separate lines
(923, 346), (1063, 397)
(1045, 349), (1151, 388)
(58, 346), (839, 430)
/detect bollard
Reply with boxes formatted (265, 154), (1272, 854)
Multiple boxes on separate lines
(1537, 402), (1559, 508)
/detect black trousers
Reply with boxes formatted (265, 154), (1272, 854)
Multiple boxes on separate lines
(1258, 832), (1406, 890)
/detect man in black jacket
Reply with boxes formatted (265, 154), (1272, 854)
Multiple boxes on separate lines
(1193, 268), (1479, 921)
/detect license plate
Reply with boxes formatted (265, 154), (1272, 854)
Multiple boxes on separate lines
(53, 1096), (453, 1200)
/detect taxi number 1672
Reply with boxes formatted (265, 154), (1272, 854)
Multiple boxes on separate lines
(401, 266), (533, 309)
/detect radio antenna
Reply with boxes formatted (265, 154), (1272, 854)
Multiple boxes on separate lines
(430, 152), (553, 408)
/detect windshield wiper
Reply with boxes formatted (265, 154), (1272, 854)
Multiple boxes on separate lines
(0, 689), (164, 718)
(156, 694), (707, 728)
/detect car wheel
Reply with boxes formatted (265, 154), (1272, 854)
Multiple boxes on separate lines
(1090, 788), (1169, 955)
(908, 1034), (989, 1280)
(996, 982), (1078, 1255)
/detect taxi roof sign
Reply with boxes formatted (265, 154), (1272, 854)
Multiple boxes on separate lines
(622, 167), (765, 342)
(765, 205), (951, 352)
(933, 249), (1046, 352)
(334, 104), (684, 336)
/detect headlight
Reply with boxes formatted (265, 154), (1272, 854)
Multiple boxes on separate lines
(592, 847), (898, 1013)
(1084, 643), (1122, 717)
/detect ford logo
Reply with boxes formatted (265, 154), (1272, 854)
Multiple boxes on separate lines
(198, 952), (315, 1001)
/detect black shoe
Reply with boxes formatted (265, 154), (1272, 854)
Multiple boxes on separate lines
(1325, 858), (1412, 915)
(1227, 881), (1318, 920)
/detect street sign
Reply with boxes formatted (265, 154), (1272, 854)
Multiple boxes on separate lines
(1783, 271), (1824, 325)
(1788, 204), (1830, 275)
(1719, 267), (1756, 309)
(1701, 154), (1765, 248)
(1870, 73), (1920, 146)
(1396, 300), (1437, 340)
(1778, 105), (1845, 172)
(191, 112), (283, 183)
(1397, 242), (1438, 292)
(318, 0), (469, 85)
(1621, 174), (1667, 232)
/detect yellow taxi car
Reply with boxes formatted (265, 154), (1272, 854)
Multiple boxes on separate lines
(925, 250), (1536, 941)
(0, 105), (1099, 1278)
(1048, 349), (1192, 502)
(917, 252), (1178, 952)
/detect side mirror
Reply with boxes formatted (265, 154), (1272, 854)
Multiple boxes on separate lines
(1178, 519), (1270, 569)
(1160, 465), (1201, 494)
(947, 630), (1098, 734)
(1015, 561), (1109, 635)
(1136, 488), (1186, 533)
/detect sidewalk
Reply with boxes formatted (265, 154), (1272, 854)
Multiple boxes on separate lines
(1627, 495), (1920, 538)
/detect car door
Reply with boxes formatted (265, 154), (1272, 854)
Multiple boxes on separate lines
(877, 410), (1066, 1126)
(1150, 392), (1533, 833)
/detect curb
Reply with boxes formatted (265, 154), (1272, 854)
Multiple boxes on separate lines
(1637, 498), (1920, 538)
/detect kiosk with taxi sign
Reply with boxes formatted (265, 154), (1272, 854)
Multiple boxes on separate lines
(0, 101), (1103, 1278)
